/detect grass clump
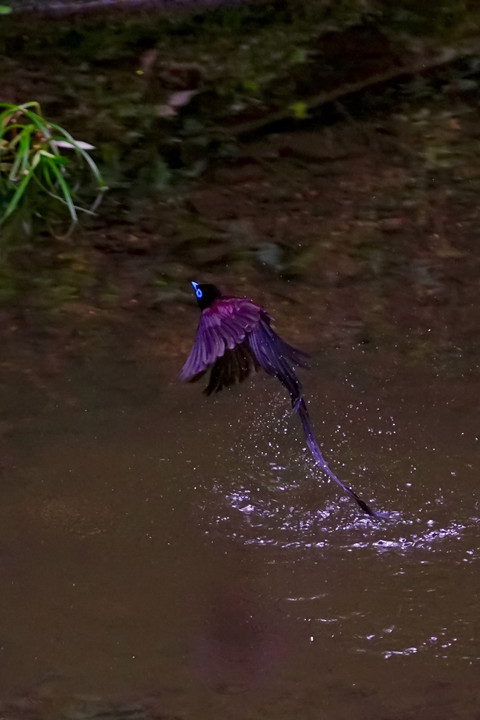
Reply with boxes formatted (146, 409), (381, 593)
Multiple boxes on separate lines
(0, 101), (106, 243)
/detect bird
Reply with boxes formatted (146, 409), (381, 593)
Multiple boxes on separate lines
(181, 281), (386, 519)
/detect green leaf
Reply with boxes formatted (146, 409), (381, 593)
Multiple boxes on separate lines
(242, 78), (259, 92)
(291, 47), (308, 64)
(0, 6), (12, 15)
(290, 101), (309, 120)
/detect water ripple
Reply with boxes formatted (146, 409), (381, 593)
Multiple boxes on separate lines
(199, 472), (479, 561)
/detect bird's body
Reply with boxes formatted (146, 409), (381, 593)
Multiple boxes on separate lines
(181, 282), (386, 519)
(180, 291), (307, 403)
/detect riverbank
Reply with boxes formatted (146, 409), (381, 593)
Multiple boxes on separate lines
(1, 2), (480, 384)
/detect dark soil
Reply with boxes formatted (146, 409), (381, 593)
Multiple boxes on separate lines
(4, 106), (480, 389)
(2, 10), (480, 388)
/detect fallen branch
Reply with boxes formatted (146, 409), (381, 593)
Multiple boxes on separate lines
(9, 0), (268, 18)
(221, 40), (480, 138)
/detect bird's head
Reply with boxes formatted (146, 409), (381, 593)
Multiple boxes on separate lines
(191, 281), (221, 310)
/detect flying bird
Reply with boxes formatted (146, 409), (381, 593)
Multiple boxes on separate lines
(181, 281), (386, 519)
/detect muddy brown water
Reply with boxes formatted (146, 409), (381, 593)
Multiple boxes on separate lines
(0, 348), (479, 718)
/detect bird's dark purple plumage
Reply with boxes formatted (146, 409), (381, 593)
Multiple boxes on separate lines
(180, 295), (308, 405)
(180, 297), (264, 382)
(181, 283), (386, 519)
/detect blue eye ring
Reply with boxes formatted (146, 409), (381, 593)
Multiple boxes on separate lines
(191, 281), (203, 299)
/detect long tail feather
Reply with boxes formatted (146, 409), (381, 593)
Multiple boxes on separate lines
(247, 319), (386, 517)
(296, 398), (388, 519)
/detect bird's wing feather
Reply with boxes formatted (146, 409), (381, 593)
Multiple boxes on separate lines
(248, 317), (308, 408)
(204, 341), (260, 395)
(180, 298), (262, 381)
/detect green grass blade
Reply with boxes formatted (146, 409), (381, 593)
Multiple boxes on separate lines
(32, 168), (98, 217)
(0, 102), (107, 232)
(0, 108), (17, 142)
(1, 167), (34, 223)
(19, 107), (53, 140)
(16, 101), (41, 114)
(41, 158), (55, 190)
(46, 157), (78, 223)
(0, 103), (44, 142)
(8, 126), (33, 180)
(49, 123), (107, 188)
(0, 122), (28, 137)
(0, 103), (17, 120)
(31, 167), (67, 203)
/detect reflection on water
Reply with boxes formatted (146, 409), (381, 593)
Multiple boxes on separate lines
(0, 350), (479, 717)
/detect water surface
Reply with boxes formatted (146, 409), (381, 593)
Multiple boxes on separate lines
(0, 349), (478, 718)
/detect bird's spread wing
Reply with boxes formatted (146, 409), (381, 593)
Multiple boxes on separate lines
(180, 298), (263, 381)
